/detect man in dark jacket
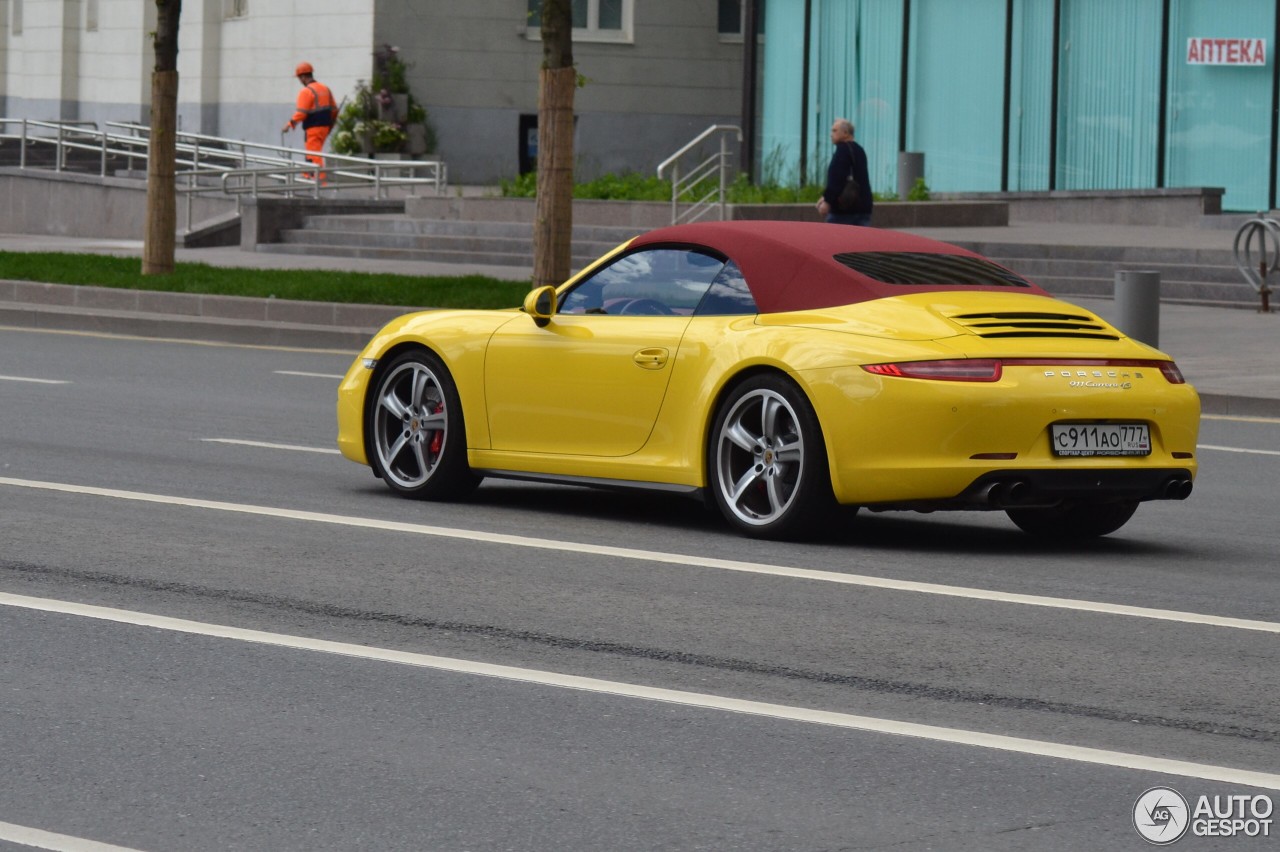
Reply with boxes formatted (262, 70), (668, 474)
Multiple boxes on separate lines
(816, 118), (873, 226)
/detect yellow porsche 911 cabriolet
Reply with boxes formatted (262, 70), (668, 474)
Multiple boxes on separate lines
(337, 221), (1199, 540)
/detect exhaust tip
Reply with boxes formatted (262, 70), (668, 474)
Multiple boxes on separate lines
(984, 480), (1031, 508)
(1003, 480), (1030, 505)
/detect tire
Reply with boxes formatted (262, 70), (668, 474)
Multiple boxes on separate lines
(707, 374), (834, 540)
(1006, 500), (1139, 539)
(366, 350), (480, 500)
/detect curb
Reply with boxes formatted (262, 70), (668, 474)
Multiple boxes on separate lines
(3, 281), (1278, 419)
(0, 279), (417, 351)
(0, 301), (374, 351)
(1197, 394), (1280, 419)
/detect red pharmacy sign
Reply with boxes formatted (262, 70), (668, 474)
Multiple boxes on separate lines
(1186, 38), (1267, 65)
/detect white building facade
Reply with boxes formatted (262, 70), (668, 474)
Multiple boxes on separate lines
(1, 0), (747, 183)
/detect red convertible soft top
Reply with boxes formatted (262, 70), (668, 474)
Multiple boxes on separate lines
(627, 220), (1051, 314)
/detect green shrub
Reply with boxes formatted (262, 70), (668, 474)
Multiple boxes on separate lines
(498, 164), (934, 205)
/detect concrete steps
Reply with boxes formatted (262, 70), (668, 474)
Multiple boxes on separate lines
(255, 209), (1264, 307)
(260, 213), (639, 269)
(951, 240), (1257, 306)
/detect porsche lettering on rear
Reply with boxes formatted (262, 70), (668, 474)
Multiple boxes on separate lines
(1045, 370), (1144, 378)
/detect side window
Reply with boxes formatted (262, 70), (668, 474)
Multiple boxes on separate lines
(527, 0), (633, 43)
(694, 260), (758, 315)
(560, 248), (725, 316)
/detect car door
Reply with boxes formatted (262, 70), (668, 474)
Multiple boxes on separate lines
(484, 247), (725, 457)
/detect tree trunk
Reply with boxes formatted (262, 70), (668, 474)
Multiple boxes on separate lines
(143, 0), (182, 276)
(142, 69), (178, 275)
(533, 0), (574, 289)
(533, 66), (575, 288)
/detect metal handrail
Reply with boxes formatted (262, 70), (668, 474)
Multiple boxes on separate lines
(0, 117), (146, 175)
(107, 121), (447, 192)
(2, 116), (449, 229)
(1233, 214), (1280, 312)
(656, 124), (742, 225)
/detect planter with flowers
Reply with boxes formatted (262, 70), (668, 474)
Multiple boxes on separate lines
(330, 45), (437, 159)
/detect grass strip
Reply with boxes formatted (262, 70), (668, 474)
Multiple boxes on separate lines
(0, 251), (533, 310)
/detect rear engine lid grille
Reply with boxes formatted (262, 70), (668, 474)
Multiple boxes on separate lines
(946, 310), (1120, 340)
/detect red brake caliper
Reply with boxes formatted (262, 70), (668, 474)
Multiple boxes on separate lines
(428, 402), (444, 454)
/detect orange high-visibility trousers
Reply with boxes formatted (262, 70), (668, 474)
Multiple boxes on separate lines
(304, 126), (330, 181)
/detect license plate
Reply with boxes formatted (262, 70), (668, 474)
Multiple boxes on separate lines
(1050, 423), (1150, 457)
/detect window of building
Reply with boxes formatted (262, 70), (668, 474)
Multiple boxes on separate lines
(85, 0), (99, 31)
(527, 0), (632, 43)
(224, 0), (248, 20)
(12, 0), (23, 35)
(718, 0), (765, 41)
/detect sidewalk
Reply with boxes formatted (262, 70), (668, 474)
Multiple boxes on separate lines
(1, 225), (1277, 417)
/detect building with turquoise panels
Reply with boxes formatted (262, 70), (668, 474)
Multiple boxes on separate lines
(758, 0), (1278, 211)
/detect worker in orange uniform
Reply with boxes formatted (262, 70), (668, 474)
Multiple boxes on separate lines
(282, 62), (337, 181)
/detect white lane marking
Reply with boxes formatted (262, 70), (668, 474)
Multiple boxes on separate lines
(1203, 414), (1280, 425)
(0, 375), (70, 385)
(0, 820), (147, 852)
(2, 591), (1278, 792)
(0, 324), (356, 355)
(274, 370), (344, 379)
(1200, 444), (1280, 457)
(198, 438), (340, 455)
(2, 476), (1278, 635)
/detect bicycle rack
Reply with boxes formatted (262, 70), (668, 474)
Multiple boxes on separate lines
(1233, 214), (1280, 313)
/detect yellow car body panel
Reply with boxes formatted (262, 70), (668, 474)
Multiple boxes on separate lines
(336, 309), (519, 465)
(483, 314), (691, 456)
(339, 291), (1199, 497)
(336, 221), (1199, 538)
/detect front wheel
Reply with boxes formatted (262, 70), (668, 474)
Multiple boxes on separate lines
(1006, 500), (1138, 539)
(366, 350), (479, 500)
(707, 374), (834, 540)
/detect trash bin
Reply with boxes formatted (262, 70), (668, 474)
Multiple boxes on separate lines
(1114, 270), (1160, 347)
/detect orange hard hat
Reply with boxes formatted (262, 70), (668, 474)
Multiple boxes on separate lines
(295, 62), (314, 76)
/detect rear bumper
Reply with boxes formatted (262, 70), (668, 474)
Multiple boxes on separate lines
(865, 467), (1195, 512)
(801, 363), (1201, 506)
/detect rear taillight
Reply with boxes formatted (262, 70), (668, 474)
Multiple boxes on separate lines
(1159, 362), (1186, 384)
(862, 358), (1187, 384)
(862, 359), (1002, 382)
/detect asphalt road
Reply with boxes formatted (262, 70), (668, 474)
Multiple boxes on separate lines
(1, 325), (1278, 851)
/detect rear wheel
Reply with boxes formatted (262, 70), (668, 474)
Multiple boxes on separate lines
(1006, 500), (1138, 539)
(708, 374), (834, 540)
(367, 350), (479, 499)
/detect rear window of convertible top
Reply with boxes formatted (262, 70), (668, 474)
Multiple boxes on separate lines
(833, 252), (1033, 288)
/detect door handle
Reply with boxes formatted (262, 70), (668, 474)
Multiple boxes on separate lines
(633, 347), (669, 370)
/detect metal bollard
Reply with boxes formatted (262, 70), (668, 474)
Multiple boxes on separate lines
(1114, 270), (1161, 347)
(897, 152), (924, 201)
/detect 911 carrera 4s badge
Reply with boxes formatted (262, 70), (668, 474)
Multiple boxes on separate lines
(1046, 369), (1142, 388)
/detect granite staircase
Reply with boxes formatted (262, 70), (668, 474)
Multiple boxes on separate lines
(259, 214), (640, 271)
(946, 239), (1255, 307)
(253, 201), (1265, 307)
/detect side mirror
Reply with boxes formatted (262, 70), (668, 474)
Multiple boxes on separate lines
(523, 285), (557, 328)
